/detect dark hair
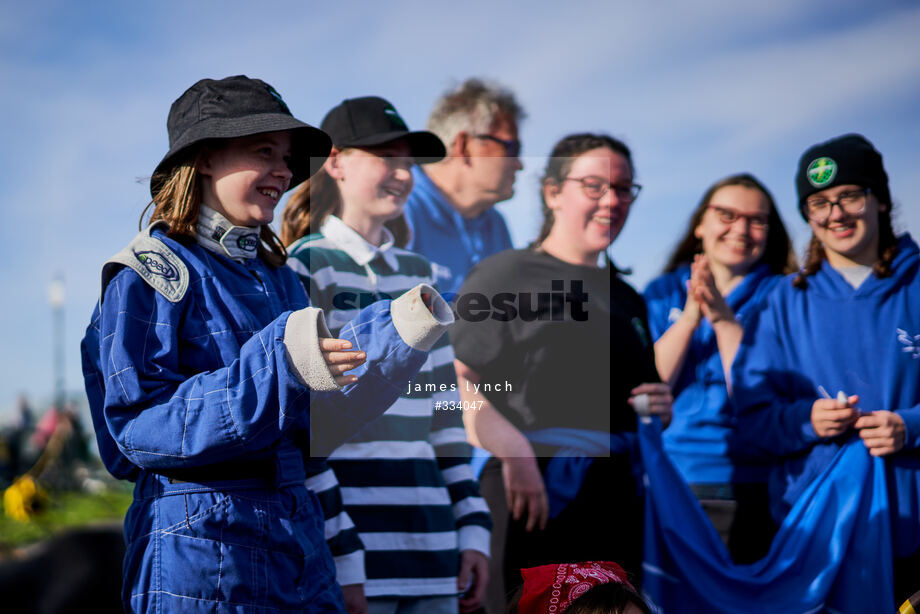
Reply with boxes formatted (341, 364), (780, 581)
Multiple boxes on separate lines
(280, 148), (410, 248)
(567, 582), (653, 614)
(505, 580), (652, 614)
(142, 143), (287, 267)
(663, 173), (797, 275)
(531, 133), (634, 249)
(793, 192), (898, 288)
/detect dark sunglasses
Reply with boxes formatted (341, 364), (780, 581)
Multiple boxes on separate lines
(473, 134), (522, 157)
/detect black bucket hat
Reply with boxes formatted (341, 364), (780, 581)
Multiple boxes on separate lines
(320, 96), (446, 164)
(150, 75), (332, 197)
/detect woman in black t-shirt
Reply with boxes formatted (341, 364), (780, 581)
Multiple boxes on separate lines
(451, 133), (671, 607)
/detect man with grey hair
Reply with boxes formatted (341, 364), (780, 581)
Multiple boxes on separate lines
(405, 78), (525, 298)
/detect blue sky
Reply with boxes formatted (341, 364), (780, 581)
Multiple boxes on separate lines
(2, 0), (919, 421)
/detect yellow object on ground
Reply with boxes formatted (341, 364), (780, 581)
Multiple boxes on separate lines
(3, 475), (49, 522)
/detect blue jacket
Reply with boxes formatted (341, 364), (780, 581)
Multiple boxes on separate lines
(81, 220), (452, 613)
(732, 234), (920, 556)
(404, 167), (513, 298)
(644, 264), (779, 484)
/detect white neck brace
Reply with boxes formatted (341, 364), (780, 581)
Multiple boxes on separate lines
(195, 206), (260, 260)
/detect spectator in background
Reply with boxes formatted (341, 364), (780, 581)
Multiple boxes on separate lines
(453, 134), (670, 607)
(404, 78), (525, 298)
(31, 405), (63, 451)
(406, 79), (523, 612)
(732, 134), (920, 605)
(13, 394), (35, 434)
(0, 395), (35, 484)
(283, 96), (489, 614)
(643, 173), (797, 563)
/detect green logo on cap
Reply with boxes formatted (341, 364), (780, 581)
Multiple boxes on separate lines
(807, 157), (837, 187)
(384, 106), (408, 130)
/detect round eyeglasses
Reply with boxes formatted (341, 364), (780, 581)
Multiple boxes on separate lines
(563, 175), (642, 202)
(706, 205), (769, 230)
(802, 188), (870, 223)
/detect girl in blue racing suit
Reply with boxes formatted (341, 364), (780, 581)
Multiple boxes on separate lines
(80, 75), (454, 613)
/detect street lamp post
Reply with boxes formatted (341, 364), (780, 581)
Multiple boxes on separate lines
(48, 275), (65, 409)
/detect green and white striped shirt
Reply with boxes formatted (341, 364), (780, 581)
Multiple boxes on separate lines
(288, 216), (490, 597)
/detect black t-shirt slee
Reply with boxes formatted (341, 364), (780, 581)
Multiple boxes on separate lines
(450, 249), (659, 436)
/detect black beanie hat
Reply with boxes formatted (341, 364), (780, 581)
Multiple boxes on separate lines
(795, 133), (890, 219)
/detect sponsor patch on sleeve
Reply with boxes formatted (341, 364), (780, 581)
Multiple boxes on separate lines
(100, 224), (189, 303)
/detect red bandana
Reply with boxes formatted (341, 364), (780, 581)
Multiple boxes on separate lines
(517, 561), (631, 614)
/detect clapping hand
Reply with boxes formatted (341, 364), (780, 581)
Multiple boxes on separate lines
(690, 254), (735, 325)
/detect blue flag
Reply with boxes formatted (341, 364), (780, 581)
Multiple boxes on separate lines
(639, 419), (894, 613)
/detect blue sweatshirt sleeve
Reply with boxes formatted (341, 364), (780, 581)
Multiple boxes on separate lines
(731, 301), (822, 458)
(895, 406), (920, 451)
(94, 269), (312, 471)
(643, 272), (684, 342)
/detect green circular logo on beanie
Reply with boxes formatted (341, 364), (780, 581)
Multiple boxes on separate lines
(807, 157), (837, 187)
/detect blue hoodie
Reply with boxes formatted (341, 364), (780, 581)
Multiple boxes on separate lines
(644, 264), (779, 485)
(732, 234), (920, 556)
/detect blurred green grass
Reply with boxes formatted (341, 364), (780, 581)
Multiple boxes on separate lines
(0, 487), (131, 549)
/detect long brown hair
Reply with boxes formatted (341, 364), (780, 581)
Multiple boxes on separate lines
(792, 195), (898, 288)
(531, 133), (634, 249)
(280, 148), (411, 248)
(663, 173), (797, 275)
(143, 143), (288, 267)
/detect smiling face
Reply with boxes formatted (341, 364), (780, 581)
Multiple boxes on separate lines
(544, 147), (632, 257)
(198, 131), (293, 227)
(806, 183), (883, 268)
(329, 140), (414, 231)
(694, 184), (770, 275)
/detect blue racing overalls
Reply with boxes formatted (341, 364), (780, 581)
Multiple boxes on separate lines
(81, 219), (452, 613)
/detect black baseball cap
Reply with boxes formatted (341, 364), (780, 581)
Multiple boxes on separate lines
(795, 133), (891, 219)
(320, 96), (446, 164)
(151, 75), (332, 197)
